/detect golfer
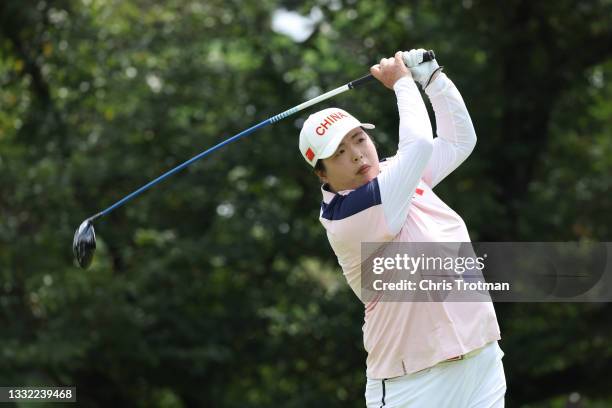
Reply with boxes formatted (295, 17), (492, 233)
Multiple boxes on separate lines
(298, 49), (506, 407)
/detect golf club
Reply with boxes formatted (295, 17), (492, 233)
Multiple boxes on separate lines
(73, 50), (436, 269)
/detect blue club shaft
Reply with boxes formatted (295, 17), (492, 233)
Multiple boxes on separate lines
(92, 119), (272, 220)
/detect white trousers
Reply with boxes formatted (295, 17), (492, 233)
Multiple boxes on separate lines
(365, 341), (506, 408)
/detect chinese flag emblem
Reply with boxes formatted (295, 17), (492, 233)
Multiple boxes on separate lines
(306, 148), (315, 162)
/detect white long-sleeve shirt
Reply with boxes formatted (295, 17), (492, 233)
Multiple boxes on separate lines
(319, 73), (500, 379)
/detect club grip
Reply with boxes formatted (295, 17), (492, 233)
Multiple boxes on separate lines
(348, 74), (376, 89)
(423, 50), (435, 62)
(348, 50), (436, 89)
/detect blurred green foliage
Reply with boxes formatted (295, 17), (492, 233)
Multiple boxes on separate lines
(1, 0), (611, 406)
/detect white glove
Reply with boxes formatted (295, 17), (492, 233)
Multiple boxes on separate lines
(402, 49), (443, 89)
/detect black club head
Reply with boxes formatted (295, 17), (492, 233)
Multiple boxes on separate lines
(73, 219), (96, 269)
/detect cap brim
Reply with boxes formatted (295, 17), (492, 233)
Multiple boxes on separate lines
(318, 123), (376, 161)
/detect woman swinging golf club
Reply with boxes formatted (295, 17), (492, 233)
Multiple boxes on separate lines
(299, 49), (507, 407)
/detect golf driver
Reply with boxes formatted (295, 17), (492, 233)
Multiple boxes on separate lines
(73, 50), (436, 269)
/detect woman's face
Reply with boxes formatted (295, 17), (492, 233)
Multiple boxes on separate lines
(317, 127), (380, 192)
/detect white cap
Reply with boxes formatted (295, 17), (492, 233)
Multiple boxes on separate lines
(299, 108), (375, 167)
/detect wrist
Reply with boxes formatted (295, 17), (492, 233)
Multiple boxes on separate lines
(428, 70), (442, 85)
(423, 66), (444, 90)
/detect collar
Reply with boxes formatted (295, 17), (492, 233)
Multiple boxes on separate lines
(321, 183), (354, 204)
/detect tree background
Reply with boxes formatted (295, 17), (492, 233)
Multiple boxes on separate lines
(1, 0), (611, 406)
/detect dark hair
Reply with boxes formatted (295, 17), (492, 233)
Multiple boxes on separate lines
(314, 159), (326, 172)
